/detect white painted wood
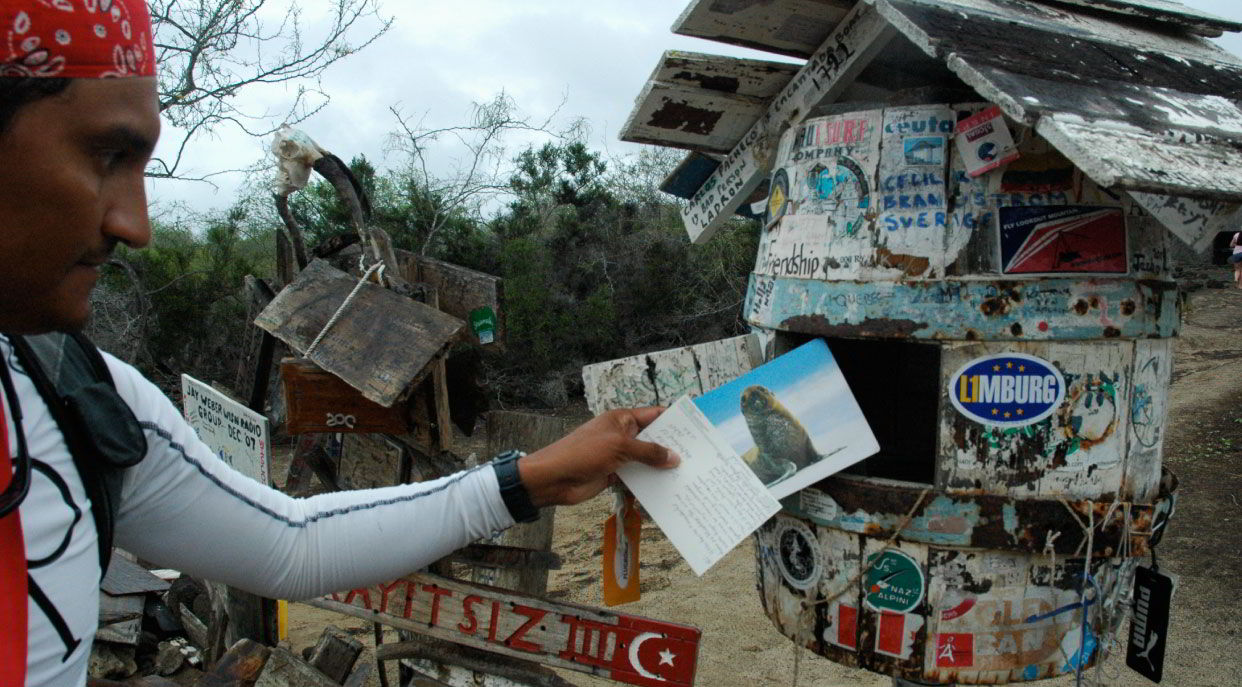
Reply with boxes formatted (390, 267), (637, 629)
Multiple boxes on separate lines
(1037, 114), (1242, 203)
(884, 0), (1242, 66)
(583, 334), (761, 415)
(621, 80), (771, 154)
(649, 50), (801, 99)
(1129, 191), (1242, 252)
(673, 0), (854, 59)
(1030, 0), (1242, 37)
(680, 1), (897, 243)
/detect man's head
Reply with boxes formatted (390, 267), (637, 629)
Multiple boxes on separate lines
(0, 0), (159, 334)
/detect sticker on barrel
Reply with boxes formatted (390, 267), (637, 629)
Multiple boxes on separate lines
(948, 353), (1066, 427)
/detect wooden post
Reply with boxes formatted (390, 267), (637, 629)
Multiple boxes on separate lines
(473, 411), (572, 596)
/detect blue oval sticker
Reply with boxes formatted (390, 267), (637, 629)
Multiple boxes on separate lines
(948, 353), (1065, 426)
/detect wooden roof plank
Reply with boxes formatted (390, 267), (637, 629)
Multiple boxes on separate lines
(1036, 113), (1242, 201)
(1028, 0), (1242, 37)
(1129, 191), (1242, 251)
(680, 0), (897, 242)
(875, 0), (1242, 202)
(884, 0), (1242, 67)
(620, 80), (771, 154)
(649, 50), (801, 98)
(672, 0), (853, 58)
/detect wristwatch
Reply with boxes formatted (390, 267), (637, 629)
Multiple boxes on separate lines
(491, 450), (539, 523)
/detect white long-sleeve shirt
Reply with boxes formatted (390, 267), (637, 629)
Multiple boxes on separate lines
(2, 337), (515, 686)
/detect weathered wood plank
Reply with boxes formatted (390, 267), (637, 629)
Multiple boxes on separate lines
(198, 639), (271, 687)
(397, 252), (504, 348)
(255, 259), (464, 407)
(97, 593), (144, 645)
(869, 0), (1242, 203)
(307, 573), (701, 687)
(473, 412), (572, 595)
(1029, 0), (1242, 37)
(621, 80), (770, 154)
(101, 556), (170, 596)
(1130, 191), (1242, 252)
(651, 50), (801, 99)
(673, 0), (854, 59)
(339, 433), (405, 490)
(582, 334), (762, 415)
(1036, 114), (1242, 202)
(307, 625), (364, 684)
(621, 51), (802, 153)
(255, 646), (340, 687)
(281, 358), (411, 435)
(680, 0), (896, 242)
(381, 636), (575, 687)
(449, 544), (562, 572)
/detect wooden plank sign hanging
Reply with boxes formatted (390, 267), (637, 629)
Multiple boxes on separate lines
(280, 358), (411, 435)
(679, 0), (895, 243)
(255, 259), (464, 407)
(309, 572), (702, 687)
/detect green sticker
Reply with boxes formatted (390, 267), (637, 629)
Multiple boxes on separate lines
(864, 550), (925, 613)
(470, 306), (496, 345)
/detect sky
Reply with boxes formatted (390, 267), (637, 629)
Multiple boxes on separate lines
(147, 0), (1242, 214)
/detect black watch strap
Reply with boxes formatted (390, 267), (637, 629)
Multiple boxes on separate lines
(491, 450), (539, 523)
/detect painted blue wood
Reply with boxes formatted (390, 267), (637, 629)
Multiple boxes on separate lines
(744, 273), (1181, 340)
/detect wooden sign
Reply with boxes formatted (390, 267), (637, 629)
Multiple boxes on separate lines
(679, 0), (895, 243)
(182, 374), (271, 484)
(1129, 192), (1242, 252)
(255, 259), (464, 407)
(309, 573), (702, 687)
(281, 358), (410, 435)
(620, 51), (799, 154)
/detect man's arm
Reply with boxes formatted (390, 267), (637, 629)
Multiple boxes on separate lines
(106, 353), (672, 600)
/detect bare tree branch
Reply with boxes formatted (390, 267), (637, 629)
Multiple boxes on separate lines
(148, 0), (392, 181)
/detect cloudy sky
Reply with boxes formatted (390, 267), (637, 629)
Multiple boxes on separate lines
(148, 0), (1242, 213)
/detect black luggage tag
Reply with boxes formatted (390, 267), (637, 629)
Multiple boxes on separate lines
(1126, 564), (1176, 683)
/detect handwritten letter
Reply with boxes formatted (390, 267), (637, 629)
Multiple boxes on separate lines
(619, 397), (780, 576)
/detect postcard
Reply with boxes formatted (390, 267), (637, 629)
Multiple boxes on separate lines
(693, 338), (879, 500)
(619, 338), (879, 575)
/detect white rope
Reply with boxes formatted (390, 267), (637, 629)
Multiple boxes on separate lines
(304, 262), (384, 357)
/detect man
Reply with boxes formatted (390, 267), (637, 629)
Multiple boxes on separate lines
(0, 2), (677, 684)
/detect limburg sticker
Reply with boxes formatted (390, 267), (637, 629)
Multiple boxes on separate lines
(948, 353), (1066, 427)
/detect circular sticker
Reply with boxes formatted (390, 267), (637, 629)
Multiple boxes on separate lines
(948, 353), (1066, 427)
(765, 168), (790, 226)
(775, 519), (822, 591)
(864, 549), (925, 613)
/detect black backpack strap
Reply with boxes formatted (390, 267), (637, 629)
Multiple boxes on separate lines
(10, 333), (146, 577)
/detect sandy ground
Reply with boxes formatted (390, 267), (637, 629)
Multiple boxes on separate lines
(286, 287), (1242, 687)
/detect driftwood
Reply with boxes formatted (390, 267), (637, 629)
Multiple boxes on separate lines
(199, 639), (271, 687)
(305, 625), (364, 684)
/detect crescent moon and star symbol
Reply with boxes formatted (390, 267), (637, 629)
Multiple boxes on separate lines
(628, 632), (678, 681)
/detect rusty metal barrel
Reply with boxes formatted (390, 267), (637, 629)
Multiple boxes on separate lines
(745, 103), (1178, 684)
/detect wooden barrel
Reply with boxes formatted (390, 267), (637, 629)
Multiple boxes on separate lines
(747, 104), (1179, 684)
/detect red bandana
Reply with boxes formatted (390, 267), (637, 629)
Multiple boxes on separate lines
(2, 0), (155, 78)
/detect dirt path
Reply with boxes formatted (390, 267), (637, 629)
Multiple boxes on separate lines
(288, 287), (1242, 687)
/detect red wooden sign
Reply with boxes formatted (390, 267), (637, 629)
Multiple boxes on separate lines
(307, 572), (700, 687)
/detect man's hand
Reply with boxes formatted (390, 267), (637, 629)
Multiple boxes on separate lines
(516, 407), (679, 507)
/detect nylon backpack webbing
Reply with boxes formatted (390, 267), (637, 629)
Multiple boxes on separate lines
(10, 332), (145, 577)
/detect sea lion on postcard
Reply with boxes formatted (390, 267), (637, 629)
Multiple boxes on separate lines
(740, 385), (818, 484)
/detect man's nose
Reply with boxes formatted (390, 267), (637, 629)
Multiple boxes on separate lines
(103, 174), (152, 249)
